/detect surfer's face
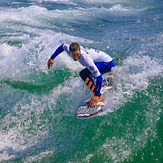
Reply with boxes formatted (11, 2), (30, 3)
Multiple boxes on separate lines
(70, 49), (81, 61)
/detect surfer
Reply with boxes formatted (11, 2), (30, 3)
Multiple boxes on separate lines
(48, 43), (115, 107)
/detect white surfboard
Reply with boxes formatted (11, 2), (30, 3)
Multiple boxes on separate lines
(75, 75), (113, 119)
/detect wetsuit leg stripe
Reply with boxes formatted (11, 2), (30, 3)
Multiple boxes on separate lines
(85, 77), (89, 84)
(84, 77), (96, 93)
(88, 81), (93, 88)
(91, 85), (95, 92)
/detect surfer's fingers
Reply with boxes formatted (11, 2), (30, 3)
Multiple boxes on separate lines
(89, 100), (96, 107)
(48, 59), (51, 69)
(48, 59), (54, 69)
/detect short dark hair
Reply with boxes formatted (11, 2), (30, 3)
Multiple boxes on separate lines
(69, 43), (80, 52)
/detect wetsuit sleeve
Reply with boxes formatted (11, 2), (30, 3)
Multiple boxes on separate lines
(84, 56), (101, 77)
(95, 75), (103, 96)
(51, 44), (64, 59)
(83, 56), (102, 96)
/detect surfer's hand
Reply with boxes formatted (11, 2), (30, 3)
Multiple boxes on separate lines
(87, 95), (104, 107)
(48, 58), (54, 69)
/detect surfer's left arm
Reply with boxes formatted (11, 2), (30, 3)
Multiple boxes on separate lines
(87, 75), (104, 107)
(48, 44), (64, 69)
(95, 75), (103, 96)
(84, 56), (103, 97)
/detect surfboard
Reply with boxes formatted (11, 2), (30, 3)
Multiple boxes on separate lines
(75, 75), (113, 119)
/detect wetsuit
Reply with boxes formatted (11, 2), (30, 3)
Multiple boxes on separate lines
(51, 44), (115, 96)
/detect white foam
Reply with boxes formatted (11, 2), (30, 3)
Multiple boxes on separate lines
(0, 29), (93, 82)
(0, 89), (50, 160)
(0, 4), (95, 82)
(102, 53), (163, 115)
(0, 43), (18, 59)
(108, 4), (143, 15)
(38, 0), (76, 5)
(0, 5), (86, 26)
(0, 3), (142, 32)
(39, 0), (70, 2)
(109, 4), (129, 11)
(81, 0), (121, 4)
(82, 154), (94, 162)
(23, 150), (53, 163)
(0, 5), (48, 26)
(0, 74), (87, 161)
(101, 137), (132, 162)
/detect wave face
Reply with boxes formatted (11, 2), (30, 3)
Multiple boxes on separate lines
(0, 0), (162, 162)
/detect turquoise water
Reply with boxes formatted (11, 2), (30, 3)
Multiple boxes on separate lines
(0, 0), (162, 162)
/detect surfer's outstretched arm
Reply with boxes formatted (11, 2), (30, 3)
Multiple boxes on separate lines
(48, 44), (64, 69)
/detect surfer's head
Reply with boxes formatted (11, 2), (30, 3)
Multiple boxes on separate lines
(69, 43), (80, 61)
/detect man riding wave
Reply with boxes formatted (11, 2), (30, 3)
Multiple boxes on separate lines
(48, 43), (115, 107)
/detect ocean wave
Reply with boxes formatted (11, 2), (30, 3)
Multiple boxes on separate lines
(109, 4), (143, 13)
(38, 0), (76, 5)
(0, 0), (162, 162)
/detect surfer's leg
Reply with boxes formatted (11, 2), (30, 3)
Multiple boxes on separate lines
(95, 62), (114, 87)
(80, 68), (96, 93)
(95, 61), (115, 75)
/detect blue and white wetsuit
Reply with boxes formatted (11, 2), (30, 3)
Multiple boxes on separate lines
(51, 44), (115, 96)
